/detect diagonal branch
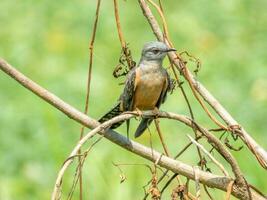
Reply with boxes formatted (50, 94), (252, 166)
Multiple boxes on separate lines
(187, 135), (229, 177)
(0, 58), (265, 200)
(138, 0), (267, 169)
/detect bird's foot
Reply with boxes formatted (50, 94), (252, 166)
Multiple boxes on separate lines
(135, 108), (143, 118)
(152, 107), (160, 118)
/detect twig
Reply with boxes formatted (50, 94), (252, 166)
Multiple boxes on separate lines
(86, 0), (101, 115)
(113, 0), (133, 68)
(112, 162), (127, 183)
(146, 0), (172, 46)
(209, 131), (227, 153)
(67, 136), (103, 200)
(160, 173), (178, 194)
(154, 118), (200, 200)
(0, 59), (265, 200)
(185, 178), (191, 200)
(203, 185), (214, 200)
(78, 1), (101, 199)
(113, 162), (161, 175)
(154, 119), (183, 195)
(187, 135), (229, 177)
(154, 118), (187, 194)
(114, 0), (126, 48)
(154, 119), (170, 157)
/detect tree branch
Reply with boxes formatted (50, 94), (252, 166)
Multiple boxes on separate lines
(187, 135), (229, 177)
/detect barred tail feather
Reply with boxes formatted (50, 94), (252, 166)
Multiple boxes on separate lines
(134, 118), (153, 138)
(98, 102), (124, 129)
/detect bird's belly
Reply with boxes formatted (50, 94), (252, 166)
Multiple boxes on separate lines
(134, 73), (164, 110)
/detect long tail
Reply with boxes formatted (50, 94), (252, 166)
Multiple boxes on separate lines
(98, 102), (124, 129)
(134, 118), (153, 138)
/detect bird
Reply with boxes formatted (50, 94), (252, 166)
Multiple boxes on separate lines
(99, 41), (175, 138)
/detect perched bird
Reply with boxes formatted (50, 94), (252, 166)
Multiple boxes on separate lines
(99, 41), (175, 138)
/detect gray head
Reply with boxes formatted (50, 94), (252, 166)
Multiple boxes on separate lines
(141, 41), (176, 62)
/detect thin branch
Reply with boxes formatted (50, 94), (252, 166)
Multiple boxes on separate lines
(114, 0), (126, 48)
(113, 0), (132, 68)
(78, 1), (101, 199)
(203, 185), (214, 200)
(0, 59), (265, 200)
(67, 136), (103, 200)
(160, 173), (178, 194)
(138, 0), (267, 169)
(146, 0), (172, 46)
(154, 119), (170, 157)
(86, 0), (101, 115)
(154, 118), (183, 193)
(187, 135), (229, 177)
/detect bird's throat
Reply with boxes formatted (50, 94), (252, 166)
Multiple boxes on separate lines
(139, 60), (162, 72)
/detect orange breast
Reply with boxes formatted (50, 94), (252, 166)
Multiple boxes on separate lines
(133, 68), (165, 110)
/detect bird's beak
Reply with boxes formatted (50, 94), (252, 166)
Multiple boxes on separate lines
(165, 48), (176, 52)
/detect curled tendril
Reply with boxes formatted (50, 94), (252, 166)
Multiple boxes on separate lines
(113, 44), (136, 78)
(179, 51), (201, 76)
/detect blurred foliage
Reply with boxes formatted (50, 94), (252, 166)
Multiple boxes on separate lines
(0, 0), (267, 199)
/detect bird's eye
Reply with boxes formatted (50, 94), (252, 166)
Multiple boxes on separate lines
(152, 49), (159, 54)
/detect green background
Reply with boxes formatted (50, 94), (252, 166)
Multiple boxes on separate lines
(0, 0), (266, 199)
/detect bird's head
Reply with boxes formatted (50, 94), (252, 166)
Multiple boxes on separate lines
(141, 41), (176, 62)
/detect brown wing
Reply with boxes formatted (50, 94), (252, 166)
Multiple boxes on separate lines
(99, 68), (136, 130)
(119, 67), (137, 111)
(156, 69), (171, 108)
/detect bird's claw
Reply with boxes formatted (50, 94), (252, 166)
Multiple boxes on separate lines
(135, 108), (143, 117)
(152, 107), (160, 118)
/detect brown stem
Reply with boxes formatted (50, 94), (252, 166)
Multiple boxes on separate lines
(114, 0), (125, 48)
(78, 1), (102, 199)
(113, 0), (132, 68)
(154, 119), (170, 157)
